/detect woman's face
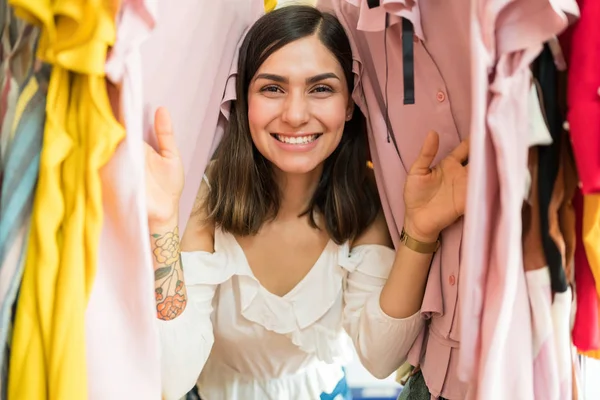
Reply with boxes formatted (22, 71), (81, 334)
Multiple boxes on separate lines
(247, 35), (352, 175)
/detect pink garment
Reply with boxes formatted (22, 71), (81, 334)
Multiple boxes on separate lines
(85, 1), (161, 399)
(572, 189), (600, 351)
(317, 0), (470, 398)
(460, 0), (577, 398)
(527, 268), (573, 400)
(87, 1), (263, 398)
(141, 0), (264, 232)
(550, 288), (573, 400)
(527, 268), (560, 400)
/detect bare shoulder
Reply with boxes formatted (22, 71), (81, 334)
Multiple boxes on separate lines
(352, 210), (393, 249)
(180, 165), (215, 252)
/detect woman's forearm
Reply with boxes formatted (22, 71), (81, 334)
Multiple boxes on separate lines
(379, 221), (436, 319)
(149, 215), (188, 320)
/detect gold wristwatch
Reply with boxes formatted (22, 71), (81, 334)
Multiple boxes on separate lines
(399, 228), (441, 254)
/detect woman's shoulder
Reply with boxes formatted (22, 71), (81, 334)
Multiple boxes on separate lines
(351, 210), (393, 249)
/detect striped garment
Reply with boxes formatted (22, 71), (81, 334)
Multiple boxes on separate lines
(0, 5), (47, 397)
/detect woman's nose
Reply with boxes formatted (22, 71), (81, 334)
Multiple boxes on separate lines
(281, 91), (310, 127)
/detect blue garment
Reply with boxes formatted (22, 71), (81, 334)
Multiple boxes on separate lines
(184, 368), (353, 400)
(0, 21), (48, 397)
(321, 368), (352, 400)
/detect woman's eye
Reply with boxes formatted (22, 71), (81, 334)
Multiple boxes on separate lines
(261, 85), (283, 93)
(312, 85), (333, 94)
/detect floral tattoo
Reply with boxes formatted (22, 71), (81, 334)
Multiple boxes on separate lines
(151, 227), (187, 320)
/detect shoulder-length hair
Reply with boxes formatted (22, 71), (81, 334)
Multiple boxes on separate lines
(205, 5), (380, 244)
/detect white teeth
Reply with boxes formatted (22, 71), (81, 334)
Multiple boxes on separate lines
(275, 134), (318, 144)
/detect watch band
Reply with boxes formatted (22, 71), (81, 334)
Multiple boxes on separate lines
(400, 228), (440, 254)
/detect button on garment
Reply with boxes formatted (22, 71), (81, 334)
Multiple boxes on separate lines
(448, 275), (456, 286)
(157, 228), (424, 400)
(317, 0), (470, 398)
(7, 0), (125, 399)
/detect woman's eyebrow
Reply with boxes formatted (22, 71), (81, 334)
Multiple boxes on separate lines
(306, 72), (339, 84)
(254, 72), (340, 84)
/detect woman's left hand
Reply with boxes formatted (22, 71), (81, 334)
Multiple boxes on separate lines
(403, 131), (469, 242)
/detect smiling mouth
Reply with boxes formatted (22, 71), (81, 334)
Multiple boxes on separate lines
(272, 134), (322, 144)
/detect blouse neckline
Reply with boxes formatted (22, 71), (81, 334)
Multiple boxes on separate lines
(221, 230), (337, 301)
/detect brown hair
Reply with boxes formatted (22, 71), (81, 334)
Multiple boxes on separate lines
(205, 5), (380, 244)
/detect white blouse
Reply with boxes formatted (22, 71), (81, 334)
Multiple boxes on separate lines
(157, 228), (424, 400)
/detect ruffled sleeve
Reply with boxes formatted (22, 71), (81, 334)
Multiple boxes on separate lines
(339, 244), (425, 379)
(157, 250), (233, 400)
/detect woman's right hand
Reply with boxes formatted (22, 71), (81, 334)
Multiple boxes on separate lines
(145, 107), (184, 223)
(403, 131), (469, 242)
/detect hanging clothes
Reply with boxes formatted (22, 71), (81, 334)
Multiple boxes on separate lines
(83, 1), (161, 399)
(572, 190), (600, 352)
(582, 195), (600, 304)
(274, 0), (318, 9)
(265, 0), (277, 11)
(523, 84), (575, 400)
(460, 2), (578, 400)
(0, 64), (50, 399)
(141, 3), (264, 396)
(0, 1), (36, 187)
(562, 0), (600, 356)
(7, 0), (124, 399)
(316, 1), (470, 397)
(531, 45), (570, 294)
(0, 24), (48, 400)
(580, 346), (600, 361)
(566, 0), (600, 195)
(523, 147), (561, 400)
(0, 2), (42, 390)
(140, 0), (264, 233)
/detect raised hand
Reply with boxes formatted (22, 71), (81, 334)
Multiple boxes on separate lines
(403, 131), (469, 242)
(145, 107), (185, 223)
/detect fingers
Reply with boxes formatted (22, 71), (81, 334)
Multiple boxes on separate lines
(410, 130), (440, 174)
(154, 107), (179, 159)
(449, 137), (470, 165)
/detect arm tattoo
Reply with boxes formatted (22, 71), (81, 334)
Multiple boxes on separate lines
(151, 227), (187, 320)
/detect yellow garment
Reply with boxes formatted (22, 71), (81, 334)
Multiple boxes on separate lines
(395, 362), (414, 385)
(579, 194), (600, 360)
(579, 348), (600, 360)
(8, 1), (124, 399)
(583, 194), (600, 297)
(265, 0), (318, 10)
(265, 0), (277, 12)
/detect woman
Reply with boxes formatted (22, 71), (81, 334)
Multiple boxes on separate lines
(145, 5), (468, 400)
